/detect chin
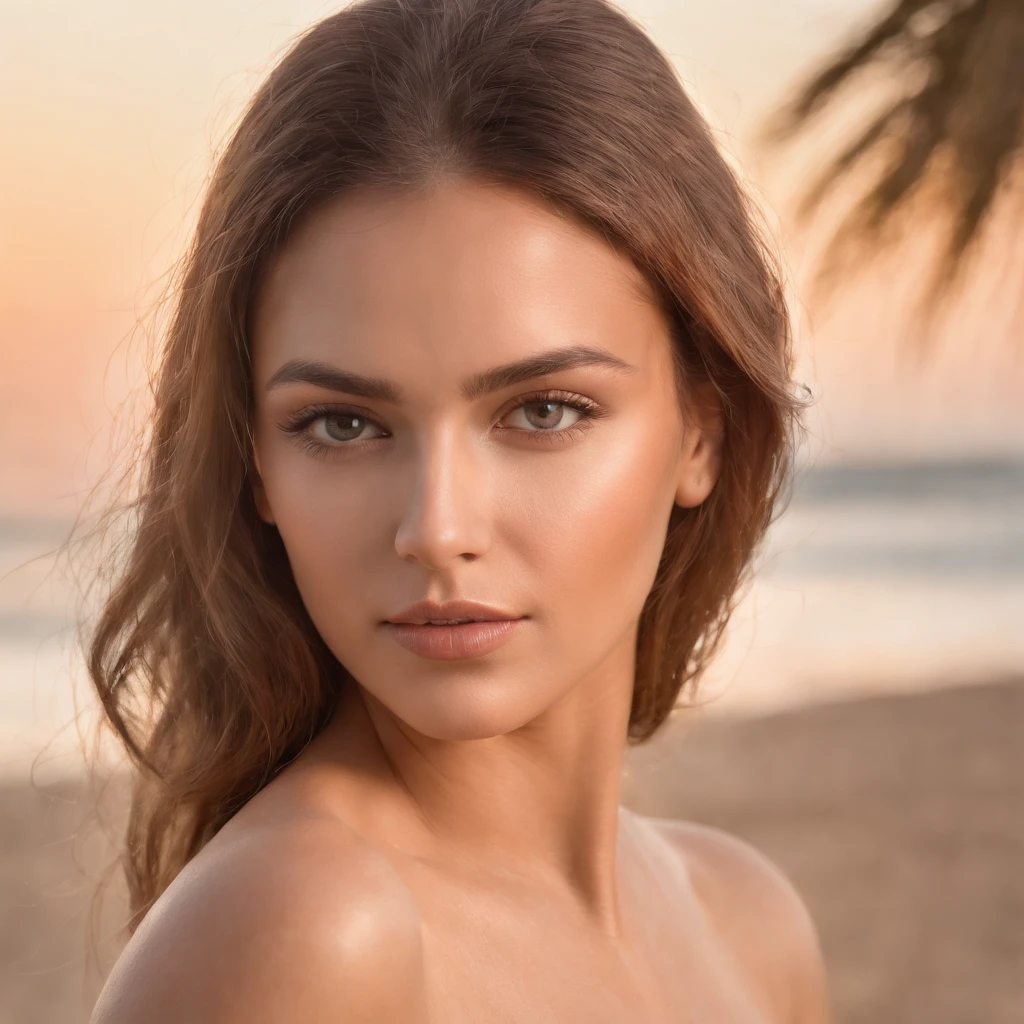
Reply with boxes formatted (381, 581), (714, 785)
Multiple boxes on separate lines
(367, 669), (559, 742)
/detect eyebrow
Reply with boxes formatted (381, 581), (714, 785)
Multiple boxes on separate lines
(263, 344), (637, 402)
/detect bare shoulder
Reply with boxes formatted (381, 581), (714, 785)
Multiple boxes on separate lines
(640, 814), (831, 1024)
(90, 808), (427, 1024)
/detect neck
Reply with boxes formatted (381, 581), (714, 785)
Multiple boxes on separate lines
(307, 629), (639, 940)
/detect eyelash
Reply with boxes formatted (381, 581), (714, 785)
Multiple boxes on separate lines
(279, 389), (603, 461)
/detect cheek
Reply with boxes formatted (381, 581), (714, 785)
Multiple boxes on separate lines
(257, 446), (389, 635)
(505, 425), (678, 635)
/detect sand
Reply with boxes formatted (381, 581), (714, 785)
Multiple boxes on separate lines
(2, 678), (1022, 1024)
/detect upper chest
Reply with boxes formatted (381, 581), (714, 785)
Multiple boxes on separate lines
(392, 842), (773, 1024)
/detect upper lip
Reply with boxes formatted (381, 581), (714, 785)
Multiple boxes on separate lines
(384, 599), (522, 625)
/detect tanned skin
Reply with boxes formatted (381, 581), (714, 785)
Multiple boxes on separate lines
(91, 179), (830, 1024)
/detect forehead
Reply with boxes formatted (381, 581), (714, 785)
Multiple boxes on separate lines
(250, 179), (672, 391)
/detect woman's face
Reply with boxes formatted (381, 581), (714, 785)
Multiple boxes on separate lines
(250, 179), (720, 740)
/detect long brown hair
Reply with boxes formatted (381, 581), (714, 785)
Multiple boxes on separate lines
(76, 0), (804, 932)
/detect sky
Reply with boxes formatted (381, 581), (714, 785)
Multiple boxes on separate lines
(2, 0), (1022, 774)
(2, 0), (1022, 518)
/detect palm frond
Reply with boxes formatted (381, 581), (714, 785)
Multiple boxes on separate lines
(764, 0), (1024, 309)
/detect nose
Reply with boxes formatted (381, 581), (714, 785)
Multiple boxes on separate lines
(393, 424), (492, 570)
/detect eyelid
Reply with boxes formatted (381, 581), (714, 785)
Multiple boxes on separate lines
(279, 401), (388, 435)
(281, 388), (599, 427)
(493, 387), (600, 420)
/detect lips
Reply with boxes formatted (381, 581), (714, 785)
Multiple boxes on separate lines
(382, 599), (525, 660)
(384, 598), (520, 626)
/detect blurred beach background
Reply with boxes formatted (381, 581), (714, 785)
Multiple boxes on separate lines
(2, 1), (1022, 1021)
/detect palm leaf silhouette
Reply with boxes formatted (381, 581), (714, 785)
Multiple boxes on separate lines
(764, 0), (1024, 309)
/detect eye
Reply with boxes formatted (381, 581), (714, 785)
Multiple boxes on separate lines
(495, 390), (603, 444)
(278, 404), (389, 460)
(311, 412), (386, 444)
(502, 398), (587, 432)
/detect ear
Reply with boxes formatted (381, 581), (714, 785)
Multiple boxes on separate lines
(674, 379), (724, 508)
(250, 449), (276, 525)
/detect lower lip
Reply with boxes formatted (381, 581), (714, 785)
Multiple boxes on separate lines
(382, 619), (524, 660)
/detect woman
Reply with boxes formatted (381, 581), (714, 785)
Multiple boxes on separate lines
(86, 0), (828, 1020)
